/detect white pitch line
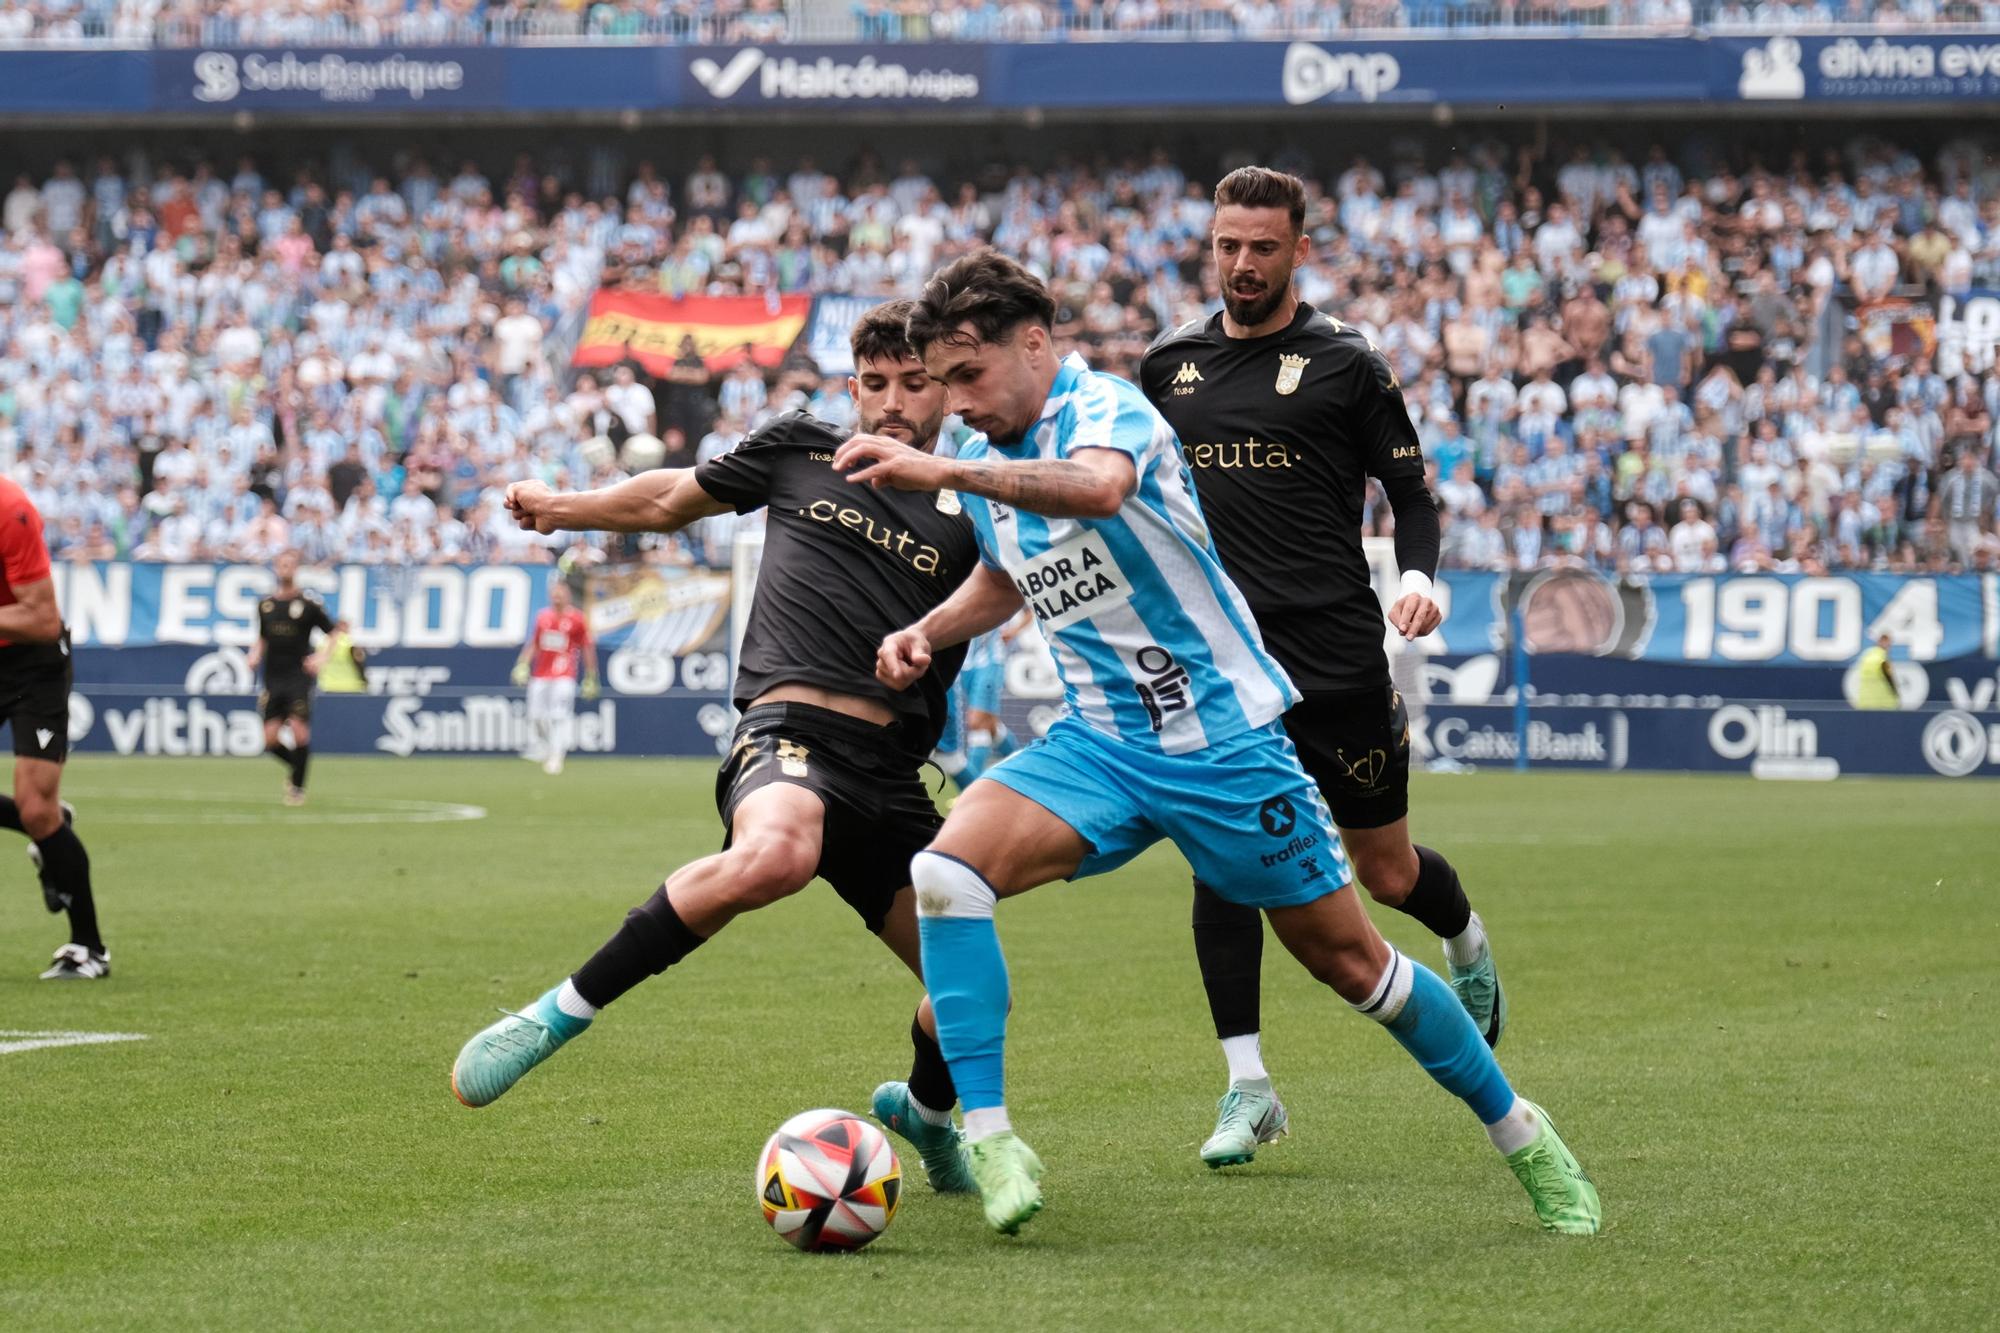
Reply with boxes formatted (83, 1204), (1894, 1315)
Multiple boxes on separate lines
(55, 788), (487, 826)
(0, 1030), (150, 1058)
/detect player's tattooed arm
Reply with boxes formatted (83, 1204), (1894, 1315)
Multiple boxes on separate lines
(946, 449), (1137, 520)
(505, 471), (730, 535)
(834, 435), (1136, 520)
(878, 564), (1024, 689)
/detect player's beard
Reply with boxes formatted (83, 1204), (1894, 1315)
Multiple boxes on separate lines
(1222, 270), (1294, 329)
(861, 408), (944, 454)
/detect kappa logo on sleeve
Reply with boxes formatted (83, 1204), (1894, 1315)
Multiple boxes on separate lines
(1009, 530), (1132, 633)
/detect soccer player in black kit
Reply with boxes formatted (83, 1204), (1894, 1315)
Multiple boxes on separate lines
(1142, 167), (1506, 1167)
(451, 302), (984, 1194)
(248, 550), (333, 806)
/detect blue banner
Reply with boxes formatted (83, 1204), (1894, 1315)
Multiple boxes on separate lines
(1430, 572), (1998, 667)
(678, 42), (986, 108)
(66, 689), (728, 758)
(12, 37), (2000, 119)
(156, 47), (508, 111)
(1412, 702), (2000, 779)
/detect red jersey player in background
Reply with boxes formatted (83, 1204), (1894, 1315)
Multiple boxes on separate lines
(0, 478), (107, 979)
(511, 577), (598, 775)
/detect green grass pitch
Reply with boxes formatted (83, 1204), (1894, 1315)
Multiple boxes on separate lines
(1, 757), (1994, 1330)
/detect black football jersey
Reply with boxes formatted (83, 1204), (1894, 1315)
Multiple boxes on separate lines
(695, 412), (978, 754)
(257, 592), (334, 682)
(1140, 303), (1430, 692)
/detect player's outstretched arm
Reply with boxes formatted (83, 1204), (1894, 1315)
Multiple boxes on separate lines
(834, 434), (1136, 520)
(878, 563), (1025, 690)
(506, 471), (730, 536)
(0, 577), (63, 645)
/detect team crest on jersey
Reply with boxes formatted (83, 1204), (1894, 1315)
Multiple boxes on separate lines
(1275, 354), (1309, 396)
(289, 601), (303, 619)
(935, 488), (962, 516)
(1170, 362), (1203, 395)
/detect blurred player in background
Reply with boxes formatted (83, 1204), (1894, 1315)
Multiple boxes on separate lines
(451, 302), (985, 1196)
(0, 477), (107, 979)
(317, 620), (369, 695)
(1143, 168), (1508, 1167)
(248, 551), (333, 807)
(512, 578), (598, 775)
(844, 251), (1597, 1238)
(933, 615), (1027, 791)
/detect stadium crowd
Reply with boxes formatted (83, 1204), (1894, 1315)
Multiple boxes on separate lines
(0, 0), (1978, 45)
(2, 133), (1999, 574)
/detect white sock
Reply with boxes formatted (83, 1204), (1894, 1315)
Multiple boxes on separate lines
(1220, 1033), (1268, 1084)
(962, 1106), (1013, 1142)
(1350, 948), (1414, 1024)
(908, 1092), (954, 1127)
(1484, 1096), (1539, 1155)
(1443, 912), (1487, 969)
(554, 978), (599, 1021)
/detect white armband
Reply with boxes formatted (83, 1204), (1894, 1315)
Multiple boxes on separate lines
(1398, 570), (1435, 601)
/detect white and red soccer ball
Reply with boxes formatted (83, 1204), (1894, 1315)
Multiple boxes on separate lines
(756, 1109), (902, 1252)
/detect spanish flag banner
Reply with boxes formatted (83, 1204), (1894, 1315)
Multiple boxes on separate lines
(572, 290), (813, 374)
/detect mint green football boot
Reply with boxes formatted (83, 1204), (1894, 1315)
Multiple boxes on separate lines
(451, 989), (591, 1108)
(1199, 1078), (1290, 1168)
(1504, 1100), (1602, 1235)
(965, 1132), (1044, 1235)
(1446, 913), (1508, 1049)
(872, 1081), (975, 1193)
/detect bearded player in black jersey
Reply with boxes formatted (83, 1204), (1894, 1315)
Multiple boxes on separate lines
(248, 550), (335, 807)
(1142, 167), (1506, 1169)
(450, 303), (984, 1193)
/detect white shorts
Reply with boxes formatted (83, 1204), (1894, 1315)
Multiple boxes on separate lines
(527, 675), (577, 722)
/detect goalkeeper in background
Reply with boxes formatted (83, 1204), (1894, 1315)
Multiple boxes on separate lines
(513, 577), (598, 775)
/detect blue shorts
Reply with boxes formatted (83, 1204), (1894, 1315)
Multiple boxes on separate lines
(960, 664), (1004, 718)
(984, 717), (1350, 910)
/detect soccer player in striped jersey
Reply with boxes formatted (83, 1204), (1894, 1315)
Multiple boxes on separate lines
(836, 251), (1599, 1238)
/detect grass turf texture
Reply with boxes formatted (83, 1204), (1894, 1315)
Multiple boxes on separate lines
(1, 757), (1993, 1331)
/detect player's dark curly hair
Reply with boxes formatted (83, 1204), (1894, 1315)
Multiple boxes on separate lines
(850, 299), (920, 366)
(905, 249), (1056, 357)
(1214, 166), (1307, 234)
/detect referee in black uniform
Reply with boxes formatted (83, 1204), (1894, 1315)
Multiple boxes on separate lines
(1140, 167), (1508, 1162)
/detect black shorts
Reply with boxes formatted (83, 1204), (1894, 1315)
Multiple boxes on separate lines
(261, 675), (314, 723)
(715, 703), (943, 933)
(0, 636), (73, 763)
(1280, 685), (1411, 831)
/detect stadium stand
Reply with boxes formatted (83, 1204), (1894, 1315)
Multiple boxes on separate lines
(1, 129), (1997, 573)
(0, 0), (1983, 46)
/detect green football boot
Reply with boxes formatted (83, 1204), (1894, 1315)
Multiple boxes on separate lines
(965, 1132), (1045, 1235)
(872, 1081), (975, 1193)
(451, 991), (590, 1108)
(1199, 1077), (1290, 1168)
(1504, 1100), (1601, 1235)
(1446, 914), (1508, 1048)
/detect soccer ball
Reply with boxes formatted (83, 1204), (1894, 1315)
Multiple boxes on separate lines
(620, 432), (666, 472)
(756, 1108), (901, 1252)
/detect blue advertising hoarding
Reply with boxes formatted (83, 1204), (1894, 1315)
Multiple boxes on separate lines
(11, 35), (2000, 118)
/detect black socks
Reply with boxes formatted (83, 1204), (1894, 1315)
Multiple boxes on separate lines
(1396, 845), (1474, 940)
(907, 1014), (957, 1113)
(34, 825), (100, 952)
(1190, 878), (1264, 1040)
(269, 741), (308, 789)
(570, 885), (707, 1010)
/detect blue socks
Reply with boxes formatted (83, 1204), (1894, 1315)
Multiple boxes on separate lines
(1355, 948), (1515, 1124)
(961, 724), (1017, 786)
(911, 851), (1009, 1111)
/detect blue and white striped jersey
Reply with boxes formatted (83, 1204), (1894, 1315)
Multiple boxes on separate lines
(963, 626), (1009, 673)
(959, 352), (1297, 755)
